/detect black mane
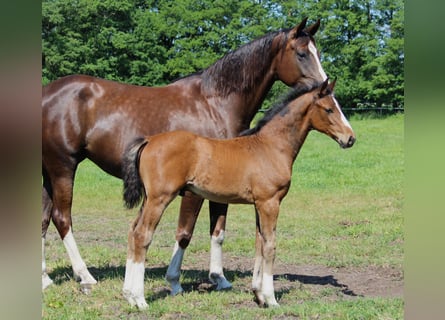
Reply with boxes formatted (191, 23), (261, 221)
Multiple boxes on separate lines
(240, 84), (319, 136)
(199, 29), (292, 97)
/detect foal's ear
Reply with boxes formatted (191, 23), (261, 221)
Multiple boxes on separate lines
(304, 19), (320, 36)
(290, 17), (308, 38)
(319, 78), (329, 96)
(327, 77), (337, 92)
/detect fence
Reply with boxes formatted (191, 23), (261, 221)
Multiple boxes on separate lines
(341, 107), (404, 117)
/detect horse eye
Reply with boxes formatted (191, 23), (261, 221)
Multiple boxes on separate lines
(325, 108), (334, 114)
(297, 52), (306, 58)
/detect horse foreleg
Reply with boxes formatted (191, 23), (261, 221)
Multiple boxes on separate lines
(50, 171), (97, 293)
(254, 199), (280, 307)
(208, 201), (232, 290)
(123, 197), (167, 310)
(42, 182), (54, 290)
(165, 192), (203, 295)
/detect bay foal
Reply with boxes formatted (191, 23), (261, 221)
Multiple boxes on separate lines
(122, 79), (355, 309)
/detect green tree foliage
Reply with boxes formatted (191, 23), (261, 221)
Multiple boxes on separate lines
(42, 0), (404, 108)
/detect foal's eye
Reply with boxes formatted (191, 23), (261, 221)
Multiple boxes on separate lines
(325, 108), (334, 114)
(297, 52), (306, 58)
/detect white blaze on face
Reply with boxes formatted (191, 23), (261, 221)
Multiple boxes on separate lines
(308, 41), (327, 81)
(333, 97), (353, 130)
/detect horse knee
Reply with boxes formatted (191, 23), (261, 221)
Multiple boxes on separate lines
(176, 230), (192, 249)
(262, 241), (276, 260)
(212, 230), (225, 245)
(42, 214), (51, 237)
(133, 229), (153, 249)
(51, 209), (71, 238)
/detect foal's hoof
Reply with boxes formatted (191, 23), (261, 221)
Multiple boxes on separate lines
(123, 290), (148, 310)
(253, 290), (279, 308)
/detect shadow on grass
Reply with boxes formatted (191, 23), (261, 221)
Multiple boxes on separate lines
(48, 265), (360, 302)
(275, 273), (361, 297)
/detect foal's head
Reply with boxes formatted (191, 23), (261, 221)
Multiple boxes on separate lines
(307, 79), (355, 148)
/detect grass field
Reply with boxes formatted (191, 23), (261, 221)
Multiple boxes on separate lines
(42, 114), (404, 319)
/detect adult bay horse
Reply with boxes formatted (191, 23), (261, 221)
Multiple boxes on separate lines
(121, 78), (355, 309)
(42, 18), (327, 294)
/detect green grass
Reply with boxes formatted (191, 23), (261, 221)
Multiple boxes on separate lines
(42, 114), (404, 319)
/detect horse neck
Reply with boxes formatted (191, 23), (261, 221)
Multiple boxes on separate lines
(201, 33), (282, 130)
(257, 96), (313, 165)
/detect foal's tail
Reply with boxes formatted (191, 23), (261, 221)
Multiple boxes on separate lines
(122, 137), (149, 209)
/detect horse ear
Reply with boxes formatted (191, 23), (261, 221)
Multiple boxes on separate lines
(319, 78), (329, 96)
(304, 19), (320, 36)
(328, 77), (337, 92)
(290, 17), (308, 38)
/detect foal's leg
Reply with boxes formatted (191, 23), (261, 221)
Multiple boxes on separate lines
(46, 164), (97, 293)
(123, 196), (169, 309)
(165, 192), (203, 295)
(252, 209), (263, 300)
(208, 201), (232, 290)
(253, 199), (280, 307)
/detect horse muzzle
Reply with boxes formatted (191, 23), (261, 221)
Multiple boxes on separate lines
(339, 135), (356, 149)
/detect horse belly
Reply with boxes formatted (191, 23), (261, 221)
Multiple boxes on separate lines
(186, 184), (252, 205)
(187, 163), (254, 204)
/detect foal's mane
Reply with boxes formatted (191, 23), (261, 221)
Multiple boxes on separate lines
(240, 84), (319, 136)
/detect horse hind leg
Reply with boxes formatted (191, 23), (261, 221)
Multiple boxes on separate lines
(49, 167), (97, 293)
(208, 201), (232, 291)
(124, 194), (172, 309)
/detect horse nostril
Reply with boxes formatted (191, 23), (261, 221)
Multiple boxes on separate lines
(348, 136), (356, 147)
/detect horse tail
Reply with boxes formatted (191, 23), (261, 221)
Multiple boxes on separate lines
(122, 137), (149, 209)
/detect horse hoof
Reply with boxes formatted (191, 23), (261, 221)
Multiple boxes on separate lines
(42, 273), (53, 290)
(266, 300), (280, 308)
(123, 290), (148, 310)
(170, 285), (184, 296)
(136, 299), (149, 310)
(80, 283), (93, 294)
(209, 273), (232, 291)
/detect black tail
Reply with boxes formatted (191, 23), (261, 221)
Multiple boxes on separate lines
(122, 137), (149, 209)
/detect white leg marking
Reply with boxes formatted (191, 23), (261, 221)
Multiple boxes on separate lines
(309, 41), (327, 81)
(63, 227), (97, 292)
(42, 237), (53, 290)
(209, 230), (232, 290)
(165, 241), (185, 295)
(123, 259), (148, 309)
(262, 272), (279, 307)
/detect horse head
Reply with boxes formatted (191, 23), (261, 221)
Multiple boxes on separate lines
(274, 18), (327, 90)
(309, 78), (356, 149)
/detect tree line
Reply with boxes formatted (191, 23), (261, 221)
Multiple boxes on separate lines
(42, 0), (404, 110)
